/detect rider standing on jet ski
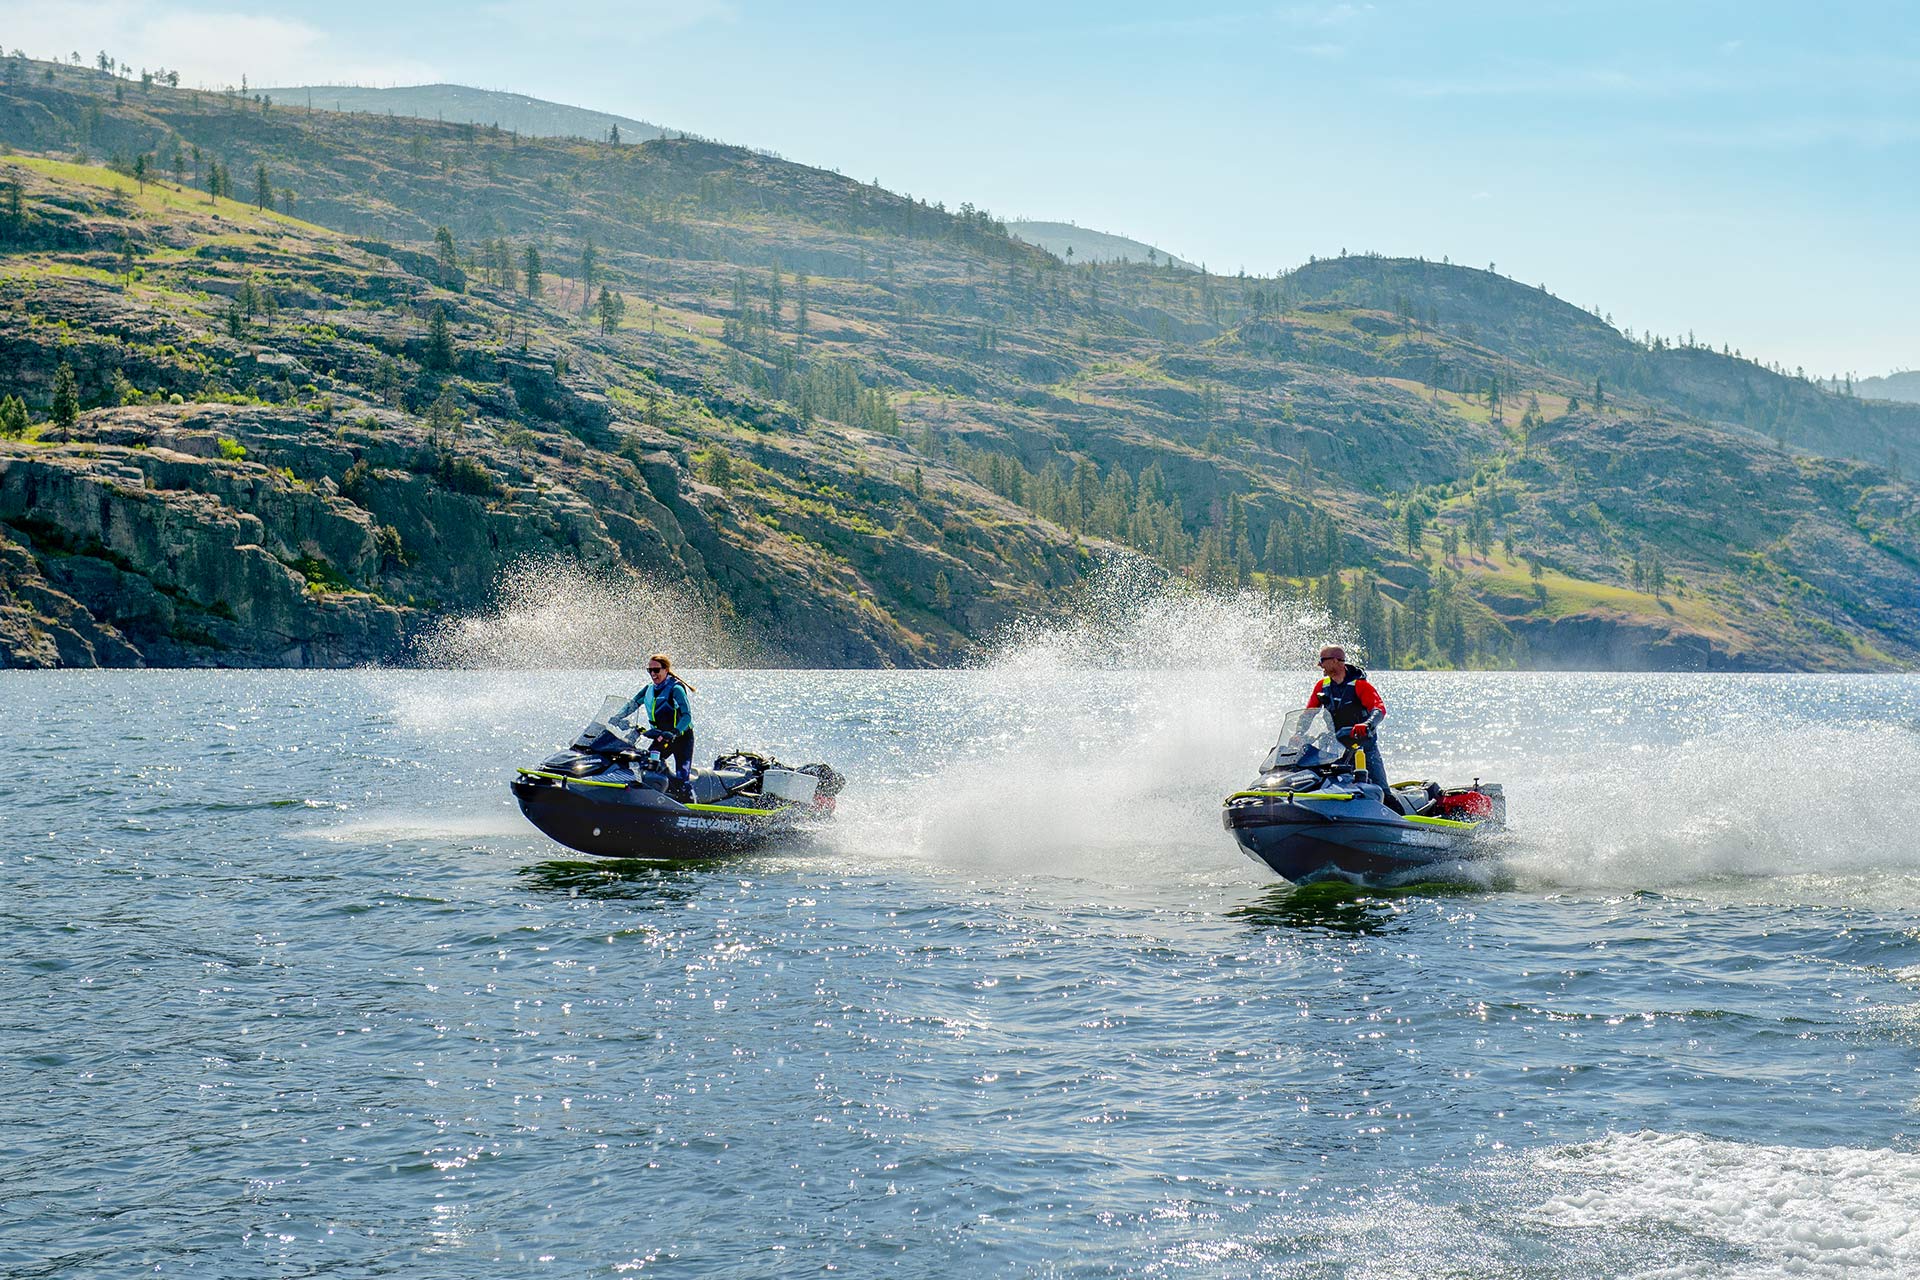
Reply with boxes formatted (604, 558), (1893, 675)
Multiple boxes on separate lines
(615, 653), (697, 800)
(1307, 645), (1390, 795)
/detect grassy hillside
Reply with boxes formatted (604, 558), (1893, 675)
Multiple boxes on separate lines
(1854, 371), (1920, 406)
(1008, 220), (1198, 270)
(1, 58), (1916, 671)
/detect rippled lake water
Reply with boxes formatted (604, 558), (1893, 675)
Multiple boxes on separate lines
(5, 668), (1920, 1278)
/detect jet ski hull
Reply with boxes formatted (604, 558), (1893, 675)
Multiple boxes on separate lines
(1223, 794), (1497, 885)
(512, 773), (823, 859)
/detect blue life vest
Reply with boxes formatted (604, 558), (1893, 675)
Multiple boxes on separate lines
(643, 675), (692, 737)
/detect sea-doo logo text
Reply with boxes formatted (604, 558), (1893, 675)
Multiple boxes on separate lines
(676, 816), (746, 833)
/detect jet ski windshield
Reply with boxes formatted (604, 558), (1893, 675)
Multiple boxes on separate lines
(570, 694), (647, 754)
(1260, 707), (1346, 771)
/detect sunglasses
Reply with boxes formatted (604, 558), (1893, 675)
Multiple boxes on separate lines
(647, 666), (664, 673)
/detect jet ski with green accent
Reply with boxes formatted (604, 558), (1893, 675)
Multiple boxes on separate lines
(1222, 706), (1505, 885)
(511, 696), (845, 858)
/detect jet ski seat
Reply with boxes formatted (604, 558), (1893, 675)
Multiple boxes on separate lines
(690, 767), (758, 805)
(1391, 780), (1444, 817)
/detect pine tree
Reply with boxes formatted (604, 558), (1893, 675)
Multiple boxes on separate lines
(0, 394), (29, 438)
(51, 362), (80, 427)
(1263, 520), (1289, 579)
(433, 226), (457, 269)
(523, 244), (542, 296)
(933, 571), (952, 609)
(578, 239), (597, 315)
(424, 305), (455, 371)
(1355, 577), (1387, 667)
(1318, 569), (1343, 618)
(596, 287), (626, 335)
(254, 161), (271, 210)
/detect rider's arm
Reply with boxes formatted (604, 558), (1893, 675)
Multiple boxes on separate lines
(1306, 680), (1325, 709)
(671, 683), (694, 735)
(1354, 679), (1386, 734)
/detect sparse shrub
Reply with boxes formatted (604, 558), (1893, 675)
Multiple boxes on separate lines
(439, 453), (502, 498)
(290, 555), (347, 591)
(340, 458), (372, 502)
(373, 524), (406, 571)
(216, 436), (247, 461)
(425, 387), (463, 432)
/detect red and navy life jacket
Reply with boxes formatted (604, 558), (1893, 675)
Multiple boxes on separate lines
(1308, 666), (1386, 733)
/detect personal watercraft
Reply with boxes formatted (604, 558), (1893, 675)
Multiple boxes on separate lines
(511, 696), (845, 858)
(1222, 706), (1505, 885)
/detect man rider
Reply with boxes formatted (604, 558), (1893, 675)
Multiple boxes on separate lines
(1306, 645), (1391, 798)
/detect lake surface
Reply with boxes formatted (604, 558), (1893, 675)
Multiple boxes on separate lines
(4, 668), (1920, 1277)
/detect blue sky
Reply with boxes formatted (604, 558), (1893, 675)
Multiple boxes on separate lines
(8, 1), (1916, 375)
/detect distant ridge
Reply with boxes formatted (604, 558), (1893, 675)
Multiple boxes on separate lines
(259, 83), (686, 144)
(1855, 370), (1920, 405)
(1008, 220), (1198, 271)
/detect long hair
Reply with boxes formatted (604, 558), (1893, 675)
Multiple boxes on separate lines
(649, 652), (696, 693)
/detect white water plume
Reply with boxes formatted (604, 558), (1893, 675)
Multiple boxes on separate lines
(410, 555), (755, 670)
(1502, 717), (1920, 891)
(986, 554), (1351, 672)
(858, 563), (1347, 885)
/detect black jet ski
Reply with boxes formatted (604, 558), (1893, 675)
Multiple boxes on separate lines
(1222, 706), (1505, 885)
(511, 696), (846, 858)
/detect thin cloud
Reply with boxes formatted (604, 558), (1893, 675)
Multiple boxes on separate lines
(0, 1), (438, 87)
(1385, 51), (1920, 102)
(1668, 116), (1920, 150)
(1383, 64), (1732, 99)
(1279, 2), (1373, 27)
(476, 0), (735, 41)
(1102, 2), (1372, 40)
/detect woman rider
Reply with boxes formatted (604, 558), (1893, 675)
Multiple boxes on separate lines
(616, 653), (696, 798)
